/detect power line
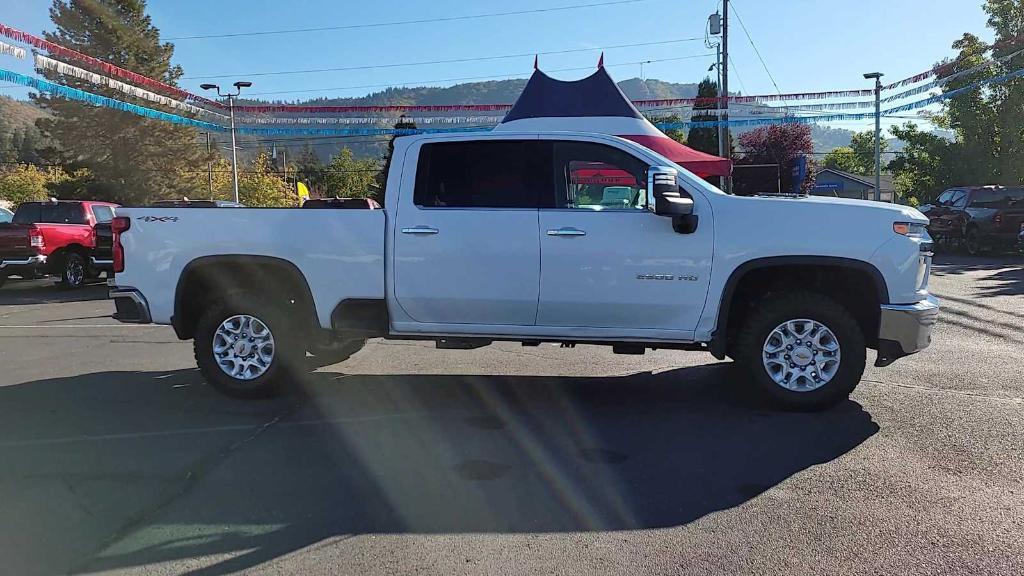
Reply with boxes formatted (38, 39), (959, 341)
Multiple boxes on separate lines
(165, 0), (647, 41)
(728, 0), (782, 97)
(242, 54), (715, 97)
(183, 38), (704, 80)
(728, 54), (748, 94)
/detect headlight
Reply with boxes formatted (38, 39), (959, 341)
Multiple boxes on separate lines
(893, 222), (928, 238)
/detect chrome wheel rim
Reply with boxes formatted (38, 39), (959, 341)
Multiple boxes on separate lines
(762, 318), (841, 392)
(66, 258), (84, 285)
(212, 314), (275, 380)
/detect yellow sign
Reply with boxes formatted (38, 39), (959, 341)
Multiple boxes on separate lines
(296, 182), (310, 202)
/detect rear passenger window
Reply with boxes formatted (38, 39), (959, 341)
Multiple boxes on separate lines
(39, 203), (87, 224)
(92, 205), (115, 223)
(413, 141), (549, 209)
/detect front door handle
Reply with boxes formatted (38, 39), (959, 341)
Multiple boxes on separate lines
(546, 227), (586, 237)
(401, 226), (439, 235)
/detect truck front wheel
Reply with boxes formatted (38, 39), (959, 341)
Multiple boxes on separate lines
(735, 292), (866, 411)
(194, 297), (301, 398)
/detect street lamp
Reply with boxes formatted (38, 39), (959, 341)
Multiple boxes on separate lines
(863, 72), (884, 202)
(200, 81), (252, 203)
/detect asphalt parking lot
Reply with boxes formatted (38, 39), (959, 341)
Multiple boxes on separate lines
(1, 254), (1022, 576)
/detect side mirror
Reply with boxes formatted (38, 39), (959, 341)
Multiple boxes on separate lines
(648, 166), (693, 216)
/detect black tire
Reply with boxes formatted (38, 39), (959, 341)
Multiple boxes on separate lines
(0, 273), (6, 289)
(734, 291), (866, 411)
(57, 252), (87, 289)
(964, 228), (985, 256)
(307, 339), (366, 368)
(193, 296), (302, 399)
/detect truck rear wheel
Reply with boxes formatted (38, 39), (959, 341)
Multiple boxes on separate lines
(57, 252), (86, 290)
(735, 291), (866, 411)
(194, 297), (302, 398)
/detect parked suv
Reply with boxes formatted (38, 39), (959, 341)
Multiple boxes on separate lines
(921, 186), (1024, 254)
(0, 199), (119, 288)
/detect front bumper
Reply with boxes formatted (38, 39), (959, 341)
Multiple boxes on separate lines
(108, 280), (152, 323)
(875, 295), (940, 367)
(0, 254), (47, 275)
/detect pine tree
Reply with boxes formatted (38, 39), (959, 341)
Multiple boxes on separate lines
(34, 0), (209, 204)
(685, 78), (722, 156)
(295, 143), (326, 195)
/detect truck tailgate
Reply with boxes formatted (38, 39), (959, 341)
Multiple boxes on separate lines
(0, 224), (40, 258)
(114, 208), (386, 327)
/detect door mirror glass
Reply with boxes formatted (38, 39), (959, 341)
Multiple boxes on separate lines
(648, 167), (693, 216)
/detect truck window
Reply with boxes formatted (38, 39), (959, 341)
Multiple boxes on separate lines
(12, 203), (42, 224)
(413, 140), (548, 209)
(92, 205), (115, 223)
(552, 141), (650, 210)
(39, 203), (88, 224)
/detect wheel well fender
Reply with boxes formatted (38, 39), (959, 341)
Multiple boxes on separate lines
(172, 255), (319, 341)
(709, 256), (888, 359)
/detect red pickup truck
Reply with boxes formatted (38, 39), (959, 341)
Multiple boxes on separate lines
(0, 199), (119, 289)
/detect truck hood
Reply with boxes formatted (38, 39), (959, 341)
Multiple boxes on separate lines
(745, 194), (929, 224)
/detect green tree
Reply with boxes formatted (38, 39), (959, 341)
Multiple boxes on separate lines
(325, 148), (379, 199)
(0, 164), (71, 204)
(983, 0), (1024, 184)
(849, 131), (887, 175)
(295, 142), (325, 195)
(887, 123), (959, 203)
(233, 153), (294, 207)
(649, 114), (686, 145)
(685, 77), (721, 155)
(821, 147), (859, 173)
(35, 0), (210, 205)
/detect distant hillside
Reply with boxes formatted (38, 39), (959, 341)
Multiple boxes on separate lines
(0, 95), (48, 136)
(244, 77), (701, 107)
(234, 77), (702, 162)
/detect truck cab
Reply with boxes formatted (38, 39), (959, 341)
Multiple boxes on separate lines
(110, 131), (938, 410)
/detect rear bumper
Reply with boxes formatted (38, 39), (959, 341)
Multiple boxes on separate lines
(875, 295), (940, 367)
(108, 281), (152, 323)
(90, 256), (114, 270)
(0, 254), (47, 275)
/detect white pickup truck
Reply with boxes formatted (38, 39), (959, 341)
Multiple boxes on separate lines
(109, 132), (939, 410)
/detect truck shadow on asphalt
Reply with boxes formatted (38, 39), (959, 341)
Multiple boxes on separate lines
(1, 365), (879, 575)
(0, 282), (109, 306)
(931, 254), (1023, 296)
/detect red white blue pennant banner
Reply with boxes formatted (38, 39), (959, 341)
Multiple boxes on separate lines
(0, 23), (221, 108)
(0, 40), (26, 59)
(33, 54), (226, 119)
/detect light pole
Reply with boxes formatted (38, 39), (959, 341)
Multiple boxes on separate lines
(863, 72), (884, 202)
(201, 81), (251, 203)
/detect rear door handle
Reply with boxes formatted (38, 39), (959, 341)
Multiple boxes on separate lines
(401, 226), (439, 235)
(546, 227), (586, 237)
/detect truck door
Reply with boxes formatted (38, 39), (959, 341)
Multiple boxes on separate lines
(393, 140), (545, 326)
(536, 140), (713, 334)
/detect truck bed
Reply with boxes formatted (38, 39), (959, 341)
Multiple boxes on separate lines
(115, 208), (386, 327)
(0, 223), (41, 260)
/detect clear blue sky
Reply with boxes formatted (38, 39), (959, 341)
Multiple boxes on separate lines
(2, 0), (993, 129)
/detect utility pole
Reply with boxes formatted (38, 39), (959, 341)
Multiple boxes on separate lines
(206, 132), (213, 199)
(721, 0), (730, 193)
(228, 94), (239, 203)
(200, 81), (252, 204)
(716, 43), (726, 190)
(863, 72), (884, 202)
